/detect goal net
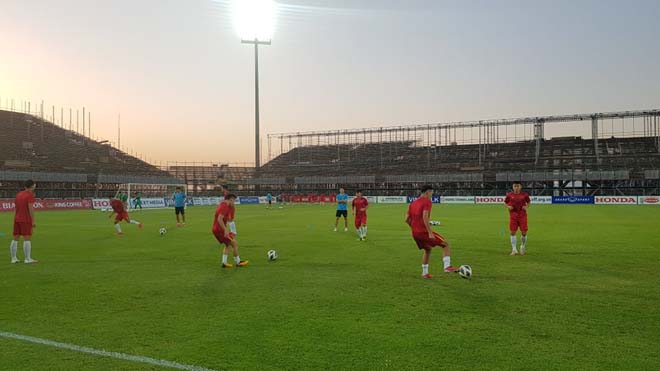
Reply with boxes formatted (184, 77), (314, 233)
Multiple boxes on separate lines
(116, 183), (187, 210)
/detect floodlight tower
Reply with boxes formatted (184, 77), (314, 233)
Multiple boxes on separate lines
(233, 0), (276, 170)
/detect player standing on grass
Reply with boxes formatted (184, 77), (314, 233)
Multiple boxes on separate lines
(173, 186), (187, 227)
(406, 185), (457, 278)
(352, 189), (369, 241)
(108, 195), (142, 235)
(133, 192), (143, 210)
(266, 192), (273, 209)
(504, 181), (531, 256)
(219, 184), (237, 235)
(10, 180), (38, 264)
(212, 194), (248, 268)
(334, 187), (349, 232)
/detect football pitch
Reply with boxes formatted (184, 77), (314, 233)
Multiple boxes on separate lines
(1, 204), (659, 371)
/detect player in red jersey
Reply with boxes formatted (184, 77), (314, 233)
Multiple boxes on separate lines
(219, 184), (237, 235)
(10, 180), (38, 264)
(352, 189), (369, 241)
(504, 181), (531, 256)
(212, 194), (248, 268)
(108, 195), (142, 235)
(406, 185), (458, 278)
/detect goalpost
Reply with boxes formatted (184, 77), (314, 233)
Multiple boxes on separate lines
(117, 183), (187, 210)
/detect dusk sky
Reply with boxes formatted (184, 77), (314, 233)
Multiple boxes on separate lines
(1, 0), (659, 165)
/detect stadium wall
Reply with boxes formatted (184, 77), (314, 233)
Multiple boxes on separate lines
(2, 194), (658, 212)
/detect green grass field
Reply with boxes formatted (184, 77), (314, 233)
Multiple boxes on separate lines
(1, 204), (660, 371)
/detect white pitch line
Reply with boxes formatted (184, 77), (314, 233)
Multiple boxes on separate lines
(0, 331), (219, 371)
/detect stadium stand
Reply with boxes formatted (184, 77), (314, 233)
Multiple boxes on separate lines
(0, 109), (179, 198)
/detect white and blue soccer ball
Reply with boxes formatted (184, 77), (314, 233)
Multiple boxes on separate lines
(458, 265), (472, 279)
(430, 220), (441, 226)
(267, 249), (278, 261)
(159, 227), (167, 236)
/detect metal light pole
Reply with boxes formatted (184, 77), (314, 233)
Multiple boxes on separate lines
(241, 38), (271, 170)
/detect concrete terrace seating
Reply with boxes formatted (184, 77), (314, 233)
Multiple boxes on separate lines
(0, 110), (171, 178)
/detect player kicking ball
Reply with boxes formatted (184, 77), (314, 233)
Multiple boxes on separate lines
(406, 185), (457, 278)
(504, 181), (530, 255)
(10, 180), (38, 264)
(108, 195), (142, 235)
(352, 189), (369, 241)
(212, 194), (248, 268)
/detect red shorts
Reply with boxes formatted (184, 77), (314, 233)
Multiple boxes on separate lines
(13, 222), (33, 237)
(213, 230), (236, 246)
(354, 214), (367, 228)
(509, 213), (528, 232)
(412, 231), (447, 251)
(115, 212), (130, 224)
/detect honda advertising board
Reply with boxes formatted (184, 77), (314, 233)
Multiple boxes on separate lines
(595, 196), (638, 205)
(474, 196), (506, 204)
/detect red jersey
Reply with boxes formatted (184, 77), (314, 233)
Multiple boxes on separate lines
(110, 198), (126, 213)
(14, 190), (36, 223)
(222, 190), (236, 220)
(213, 202), (231, 231)
(505, 192), (530, 214)
(352, 197), (368, 216)
(407, 197), (433, 235)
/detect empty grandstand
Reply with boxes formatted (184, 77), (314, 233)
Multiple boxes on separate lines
(253, 109), (660, 196)
(0, 109), (180, 198)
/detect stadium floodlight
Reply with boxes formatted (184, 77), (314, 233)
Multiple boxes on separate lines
(232, 0), (276, 42)
(232, 0), (276, 170)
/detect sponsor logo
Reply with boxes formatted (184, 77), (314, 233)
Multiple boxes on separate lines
(552, 196), (594, 204)
(407, 195), (441, 203)
(640, 196), (660, 205)
(530, 196), (552, 204)
(475, 196), (505, 204)
(377, 196), (408, 204)
(442, 196), (475, 204)
(238, 196), (260, 205)
(2, 199), (92, 212)
(595, 197), (637, 205)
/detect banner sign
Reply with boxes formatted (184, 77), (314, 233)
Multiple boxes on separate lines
(238, 196), (260, 205)
(1, 199), (92, 212)
(192, 197), (223, 206)
(93, 197), (167, 210)
(552, 196), (594, 204)
(441, 196), (475, 204)
(594, 196), (638, 205)
(164, 198), (194, 207)
(319, 195), (336, 203)
(474, 196), (506, 204)
(407, 195), (441, 204)
(530, 196), (552, 204)
(137, 198), (167, 209)
(364, 196), (378, 204)
(639, 196), (660, 205)
(377, 196), (408, 204)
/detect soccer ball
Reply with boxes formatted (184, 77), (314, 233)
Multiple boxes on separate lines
(430, 220), (441, 226)
(159, 227), (167, 236)
(458, 265), (472, 279)
(267, 249), (278, 261)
